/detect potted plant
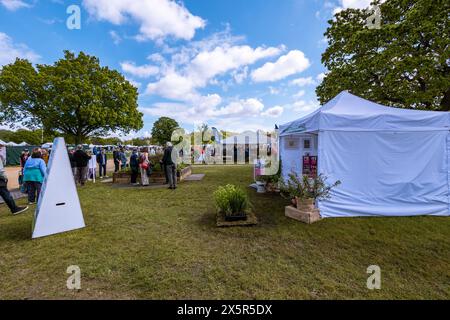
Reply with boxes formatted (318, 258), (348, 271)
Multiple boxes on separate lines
(280, 172), (341, 209)
(213, 184), (251, 221)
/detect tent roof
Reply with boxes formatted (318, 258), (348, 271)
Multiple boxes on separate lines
(222, 131), (276, 145)
(280, 91), (450, 135)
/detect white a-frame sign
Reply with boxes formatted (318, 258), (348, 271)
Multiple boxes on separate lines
(32, 138), (85, 239)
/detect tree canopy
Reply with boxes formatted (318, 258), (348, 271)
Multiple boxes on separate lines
(316, 0), (449, 111)
(151, 117), (180, 146)
(0, 51), (144, 144)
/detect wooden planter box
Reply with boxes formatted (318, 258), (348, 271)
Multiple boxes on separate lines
(112, 166), (192, 184)
(285, 198), (321, 224)
(178, 166), (192, 181)
(112, 172), (135, 184)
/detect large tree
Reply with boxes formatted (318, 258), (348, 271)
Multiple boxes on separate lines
(317, 0), (449, 111)
(151, 117), (180, 146)
(0, 51), (144, 144)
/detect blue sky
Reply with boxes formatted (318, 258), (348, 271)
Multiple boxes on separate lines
(0, 0), (374, 138)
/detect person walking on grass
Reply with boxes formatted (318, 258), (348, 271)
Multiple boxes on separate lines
(162, 142), (177, 190)
(0, 154), (28, 215)
(73, 145), (90, 186)
(130, 149), (140, 185)
(23, 148), (47, 205)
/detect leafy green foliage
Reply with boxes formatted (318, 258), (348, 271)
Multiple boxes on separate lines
(214, 184), (250, 216)
(317, 0), (450, 111)
(280, 172), (311, 201)
(151, 117), (180, 146)
(280, 172), (341, 202)
(0, 51), (143, 144)
(0, 129), (56, 145)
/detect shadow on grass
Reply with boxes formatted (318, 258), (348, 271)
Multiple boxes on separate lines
(0, 217), (32, 241)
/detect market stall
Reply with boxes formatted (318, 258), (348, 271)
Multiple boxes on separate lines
(279, 91), (450, 218)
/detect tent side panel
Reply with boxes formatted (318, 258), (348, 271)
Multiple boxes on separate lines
(280, 134), (318, 180)
(448, 133), (450, 215)
(318, 131), (449, 217)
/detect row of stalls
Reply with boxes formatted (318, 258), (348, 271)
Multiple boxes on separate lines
(279, 91), (450, 218)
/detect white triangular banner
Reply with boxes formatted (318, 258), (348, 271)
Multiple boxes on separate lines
(32, 137), (85, 238)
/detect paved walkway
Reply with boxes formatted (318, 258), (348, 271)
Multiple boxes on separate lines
(184, 174), (205, 181)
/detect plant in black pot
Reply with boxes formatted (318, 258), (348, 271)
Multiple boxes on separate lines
(214, 184), (251, 221)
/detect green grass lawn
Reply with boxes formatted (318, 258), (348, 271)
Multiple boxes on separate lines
(0, 165), (449, 299)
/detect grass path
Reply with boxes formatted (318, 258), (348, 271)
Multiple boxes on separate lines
(0, 165), (449, 299)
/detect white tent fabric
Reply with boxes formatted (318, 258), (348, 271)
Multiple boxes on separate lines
(18, 142), (29, 146)
(222, 131), (275, 145)
(280, 91), (450, 218)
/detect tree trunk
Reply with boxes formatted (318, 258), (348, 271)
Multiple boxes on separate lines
(440, 88), (450, 111)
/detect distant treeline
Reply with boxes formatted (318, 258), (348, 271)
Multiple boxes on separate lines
(0, 129), (153, 146)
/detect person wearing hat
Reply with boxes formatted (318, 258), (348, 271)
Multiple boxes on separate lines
(0, 153), (29, 215)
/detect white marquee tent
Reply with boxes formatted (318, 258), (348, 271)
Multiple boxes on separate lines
(279, 91), (450, 218)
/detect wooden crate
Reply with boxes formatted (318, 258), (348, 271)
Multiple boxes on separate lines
(285, 205), (321, 224)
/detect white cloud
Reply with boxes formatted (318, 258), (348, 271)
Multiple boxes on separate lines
(120, 61), (159, 78)
(293, 90), (305, 99)
(141, 93), (222, 124)
(288, 100), (320, 113)
(82, 0), (206, 41)
(146, 43), (283, 100)
(341, 0), (373, 9)
(189, 45), (282, 85)
(261, 106), (283, 118)
(290, 76), (315, 87)
(109, 30), (122, 45)
(251, 50), (310, 83)
(146, 71), (196, 100)
(333, 0), (386, 15)
(216, 98), (264, 118)
(0, 0), (31, 11)
(0, 32), (40, 67)
(141, 96), (274, 125)
(269, 86), (280, 95)
(231, 66), (248, 84)
(316, 73), (326, 82)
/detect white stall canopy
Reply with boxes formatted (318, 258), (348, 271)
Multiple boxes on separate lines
(279, 91), (450, 218)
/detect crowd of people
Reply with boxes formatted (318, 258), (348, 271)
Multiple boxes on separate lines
(68, 143), (177, 189)
(0, 143), (177, 216)
(0, 146), (50, 215)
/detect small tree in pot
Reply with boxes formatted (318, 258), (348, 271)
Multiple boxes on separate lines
(280, 172), (341, 210)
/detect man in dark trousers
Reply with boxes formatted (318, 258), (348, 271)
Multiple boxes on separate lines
(96, 148), (108, 178)
(129, 149), (139, 185)
(162, 142), (177, 189)
(73, 145), (91, 186)
(113, 147), (120, 173)
(0, 154), (28, 215)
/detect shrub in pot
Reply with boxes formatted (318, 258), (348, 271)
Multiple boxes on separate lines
(280, 172), (341, 209)
(213, 184), (251, 221)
